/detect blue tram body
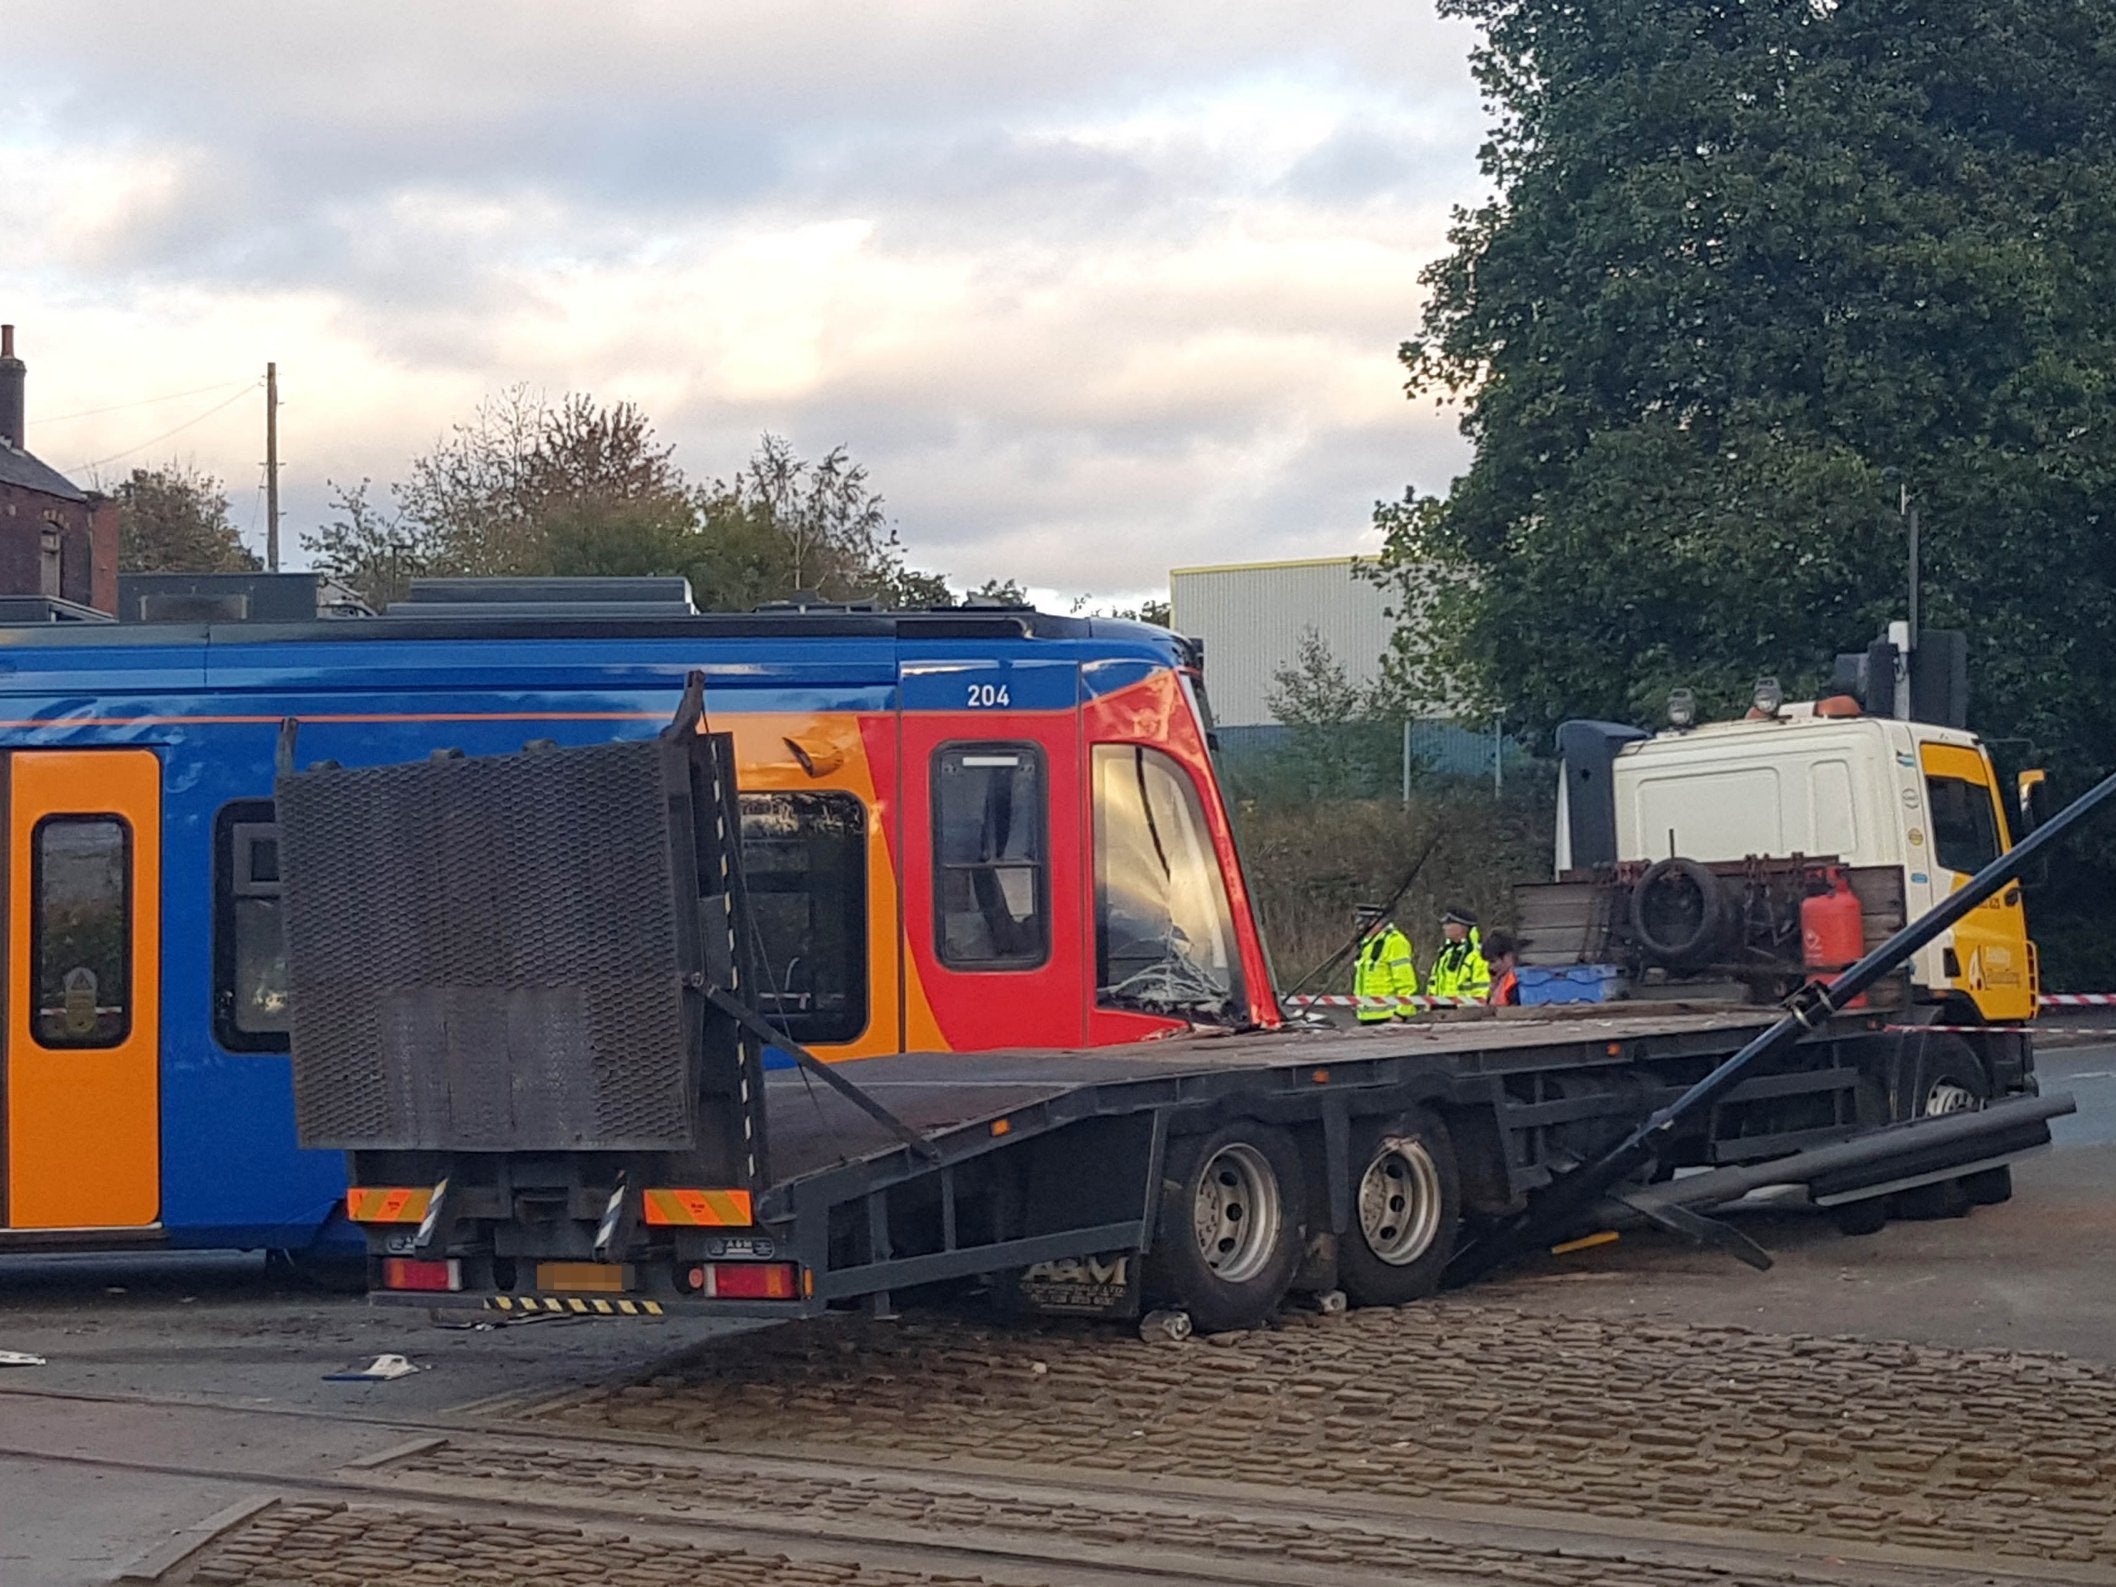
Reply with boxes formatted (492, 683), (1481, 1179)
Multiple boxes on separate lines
(0, 605), (1275, 1255)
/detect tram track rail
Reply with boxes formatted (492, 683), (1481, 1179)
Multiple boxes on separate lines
(0, 1380), (2077, 1587)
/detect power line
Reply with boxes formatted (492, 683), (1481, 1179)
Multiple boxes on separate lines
(69, 383), (260, 477)
(39, 377), (256, 425)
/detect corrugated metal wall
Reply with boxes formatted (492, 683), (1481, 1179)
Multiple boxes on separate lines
(1168, 558), (1396, 727)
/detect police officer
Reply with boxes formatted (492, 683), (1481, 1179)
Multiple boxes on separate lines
(1427, 906), (1490, 1001)
(1351, 903), (1418, 1022)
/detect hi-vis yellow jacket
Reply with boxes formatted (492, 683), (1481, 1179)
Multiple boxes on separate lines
(1353, 925), (1419, 1021)
(1429, 928), (1491, 1000)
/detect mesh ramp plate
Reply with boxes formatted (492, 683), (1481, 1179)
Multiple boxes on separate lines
(279, 738), (697, 1152)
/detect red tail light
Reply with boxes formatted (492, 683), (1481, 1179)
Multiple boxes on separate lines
(381, 1257), (461, 1292)
(686, 1262), (798, 1300)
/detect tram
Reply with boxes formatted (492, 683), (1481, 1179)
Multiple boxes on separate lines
(0, 583), (1273, 1254)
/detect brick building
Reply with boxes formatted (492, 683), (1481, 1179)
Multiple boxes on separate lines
(0, 325), (119, 615)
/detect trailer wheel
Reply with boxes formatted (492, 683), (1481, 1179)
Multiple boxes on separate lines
(1146, 1123), (1305, 1333)
(1829, 1198), (1889, 1237)
(1895, 1034), (1989, 1220)
(1337, 1109), (1460, 1308)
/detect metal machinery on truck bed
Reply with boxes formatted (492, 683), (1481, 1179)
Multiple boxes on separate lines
(284, 685), (2073, 1332)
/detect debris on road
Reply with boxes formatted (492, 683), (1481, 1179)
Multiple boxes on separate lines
(323, 1353), (419, 1382)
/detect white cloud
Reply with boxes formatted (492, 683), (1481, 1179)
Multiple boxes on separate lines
(0, 2), (1485, 594)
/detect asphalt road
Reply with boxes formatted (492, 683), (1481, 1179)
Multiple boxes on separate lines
(2042, 1038), (2116, 1148)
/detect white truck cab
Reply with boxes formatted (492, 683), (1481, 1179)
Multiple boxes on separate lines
(1557, 701), (2035, 1023)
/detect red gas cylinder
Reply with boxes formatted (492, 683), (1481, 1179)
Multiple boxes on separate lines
(1802, 868), (1866, 1008)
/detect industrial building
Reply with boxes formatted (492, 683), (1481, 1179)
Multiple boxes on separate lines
(1168, 555), (1398, 727)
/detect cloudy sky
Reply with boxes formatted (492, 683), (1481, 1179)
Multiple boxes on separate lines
(2, 3), (1486, 605)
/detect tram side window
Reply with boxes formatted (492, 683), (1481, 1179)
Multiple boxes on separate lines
(215, 800), (290, 1052)
(740, 791), (869, 1045)
(1092, 744), (1244, 1024)
(933, 744), (1048, 969)
(32, 814), (132, 1048)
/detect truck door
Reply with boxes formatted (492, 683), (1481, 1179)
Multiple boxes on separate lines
(1918, 742), (2034, 1023)
(4, 749), (161, 1229)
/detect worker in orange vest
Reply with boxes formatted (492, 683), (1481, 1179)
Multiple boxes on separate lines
(1484, 930), (1522, 1006)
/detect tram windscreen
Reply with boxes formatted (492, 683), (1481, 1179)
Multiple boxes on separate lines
(1092, 744), (1243, 1024)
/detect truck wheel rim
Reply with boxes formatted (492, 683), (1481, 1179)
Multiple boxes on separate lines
(1357, 1138), (1444, 1265)
(1191, 1143), (1281, 1284)
(1925, 1081), (1978, 1115)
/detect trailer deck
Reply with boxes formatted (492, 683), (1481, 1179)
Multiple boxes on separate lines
(762, 1006), (1788, 1195)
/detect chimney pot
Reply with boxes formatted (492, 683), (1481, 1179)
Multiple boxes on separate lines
(0, 325), (13, 359)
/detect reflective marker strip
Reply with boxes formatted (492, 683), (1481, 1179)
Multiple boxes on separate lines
(642, 1188), (755, 1227)
(347, 1187), (432, 1224)
(487, 1295), (664, 1317)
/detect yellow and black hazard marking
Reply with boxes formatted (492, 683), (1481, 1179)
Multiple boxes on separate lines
(485, 1294), (665, 1317)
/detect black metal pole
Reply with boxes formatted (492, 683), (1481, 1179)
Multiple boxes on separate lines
(1452, 765), (2116, 1281)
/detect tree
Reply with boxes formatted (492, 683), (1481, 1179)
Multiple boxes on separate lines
(112, 464), (257, 574)
(702, 435), (947, 608)
(1260, 629), (1410, 800)
(1067, 594), (1172, 625)
(1380, 0), (2116, 978)
(305, 390), (698, 604)
(305, 397), (963, 615)
(959, 578), (1031, 606)
(306, 479), (430, 610)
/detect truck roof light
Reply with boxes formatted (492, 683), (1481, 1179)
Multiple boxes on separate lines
(1814, 695), (1863, 718)
(1667, 689), (1697, 729)
(1751, 677), (1784, 717)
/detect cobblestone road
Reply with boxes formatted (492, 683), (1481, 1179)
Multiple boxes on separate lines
(162, 1502), (1008, 1587)
(525, 1300), (2116, 1571)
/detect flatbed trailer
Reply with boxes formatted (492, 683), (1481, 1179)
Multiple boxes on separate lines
(282, 687), (2069, 1334)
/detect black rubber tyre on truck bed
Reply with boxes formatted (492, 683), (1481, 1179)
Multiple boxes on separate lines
(1337, 1108), (1460, 1308)
(1144, 1121), (1306, 1333)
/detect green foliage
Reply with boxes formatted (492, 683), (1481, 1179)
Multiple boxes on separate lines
(1232, 784), (1554, 989)
(961, 578), (1032, 605)
(112, 464), (258, 574)
(703, 433), (947, 608)
(1257, 628), (1412, 800)
(1384, 0), (2116, 984)
(303, 392), (957, 612)
(1069, 594), (1172, 626)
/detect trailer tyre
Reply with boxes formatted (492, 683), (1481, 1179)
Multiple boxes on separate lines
(1337, 1109), (1460, 1308)
(1146, 1122), (1305, 1333)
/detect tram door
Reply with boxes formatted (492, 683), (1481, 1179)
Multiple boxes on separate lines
(3, 750), (161, 1230)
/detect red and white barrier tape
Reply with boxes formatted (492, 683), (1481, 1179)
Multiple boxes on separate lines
(1288, 992), (2116, 1022)
(1283, 994), (1486, 1010)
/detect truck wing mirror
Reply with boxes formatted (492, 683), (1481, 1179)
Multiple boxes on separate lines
(2016, 769), (2053, 886)
(2018, 769), (2051, 835)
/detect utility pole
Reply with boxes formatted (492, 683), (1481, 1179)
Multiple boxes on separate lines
(265, 362), (281, 572)
(1901, 483), (1919, 649)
